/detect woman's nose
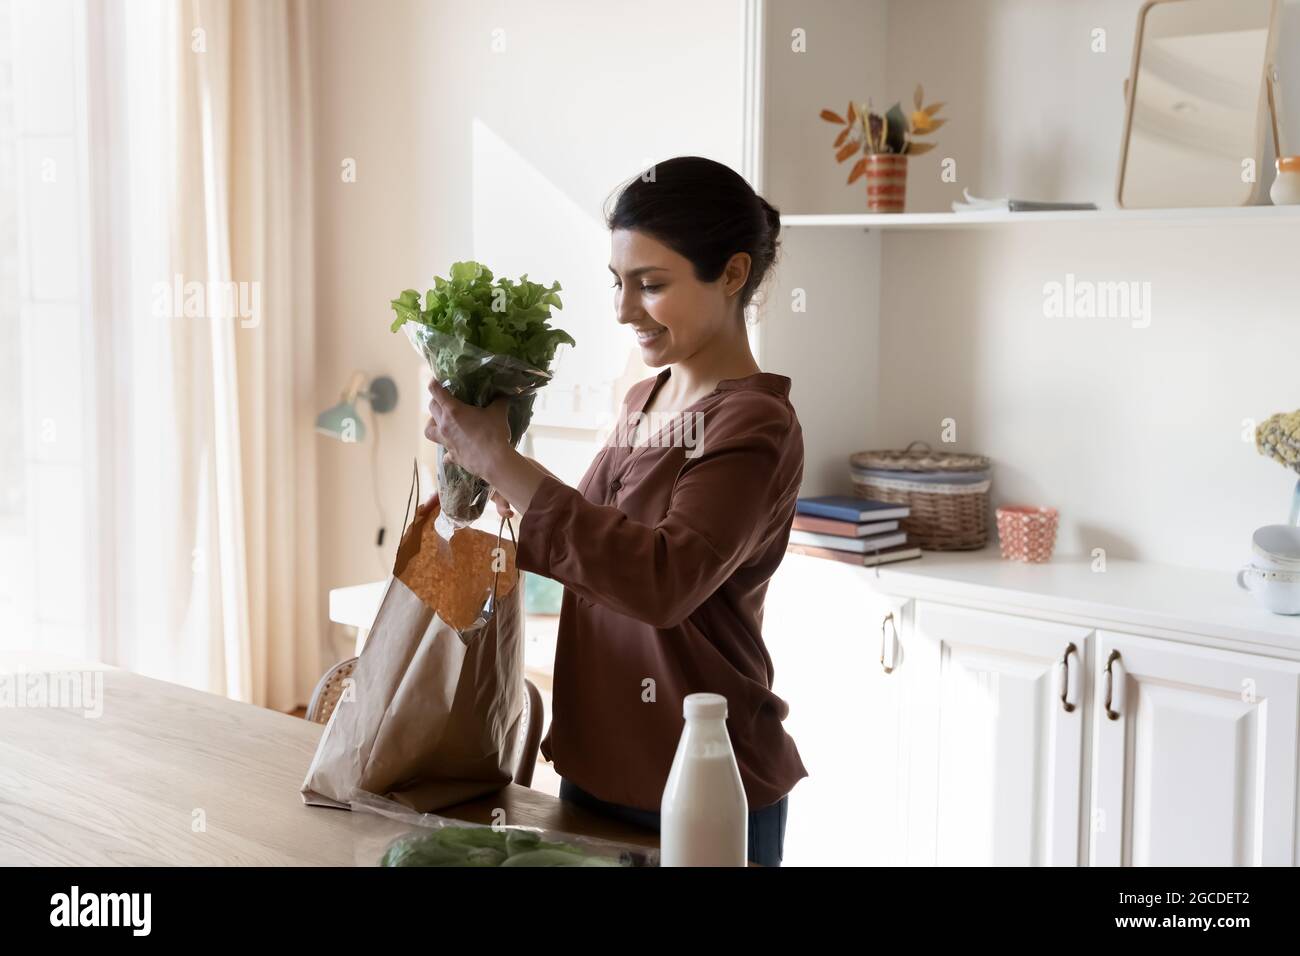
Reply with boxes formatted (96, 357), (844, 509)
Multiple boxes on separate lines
(615, 290), (641, 325)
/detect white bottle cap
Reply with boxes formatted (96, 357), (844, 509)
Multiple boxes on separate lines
(683, 692), (728, 720)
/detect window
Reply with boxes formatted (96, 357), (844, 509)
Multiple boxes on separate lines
(0, 0), (93, 657)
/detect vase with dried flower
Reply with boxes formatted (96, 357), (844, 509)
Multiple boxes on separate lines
(819, 85), (945, 213)
(1256, 409), (1300, 525)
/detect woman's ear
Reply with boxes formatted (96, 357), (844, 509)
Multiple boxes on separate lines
(723, 252), (752, 298)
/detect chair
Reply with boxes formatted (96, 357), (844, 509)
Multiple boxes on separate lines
(304, 657), (357, 726)
(305, 656), (546, 787)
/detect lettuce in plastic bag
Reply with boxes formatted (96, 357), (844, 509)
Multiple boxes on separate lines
(390, 261), (575, 526)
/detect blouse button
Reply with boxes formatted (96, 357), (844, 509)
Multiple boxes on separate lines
(609, 477), (622, 491)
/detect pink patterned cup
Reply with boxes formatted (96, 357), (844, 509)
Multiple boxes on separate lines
(996, 506), (1059, 563)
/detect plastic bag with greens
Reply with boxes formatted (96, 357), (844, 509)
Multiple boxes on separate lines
(391, 261), (575, 530)
(349, 790), (658, 867)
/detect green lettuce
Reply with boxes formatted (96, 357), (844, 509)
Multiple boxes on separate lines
(389, 261), (576, 525)
(389, 260), (574, 371)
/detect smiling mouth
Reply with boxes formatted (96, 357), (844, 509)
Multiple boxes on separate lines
(635, 327), (666, 344)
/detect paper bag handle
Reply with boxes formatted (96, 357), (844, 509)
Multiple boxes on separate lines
(484, 512), (518, 621)
(399, 457), (421, 545)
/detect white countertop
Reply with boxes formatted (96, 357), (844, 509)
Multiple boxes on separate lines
(863, 548), (1300, 652)
(331, 551), (1300, 657)
(329, 579), (390, 630)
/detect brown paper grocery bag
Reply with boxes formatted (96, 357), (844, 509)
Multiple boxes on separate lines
(301, 487), (525, 812)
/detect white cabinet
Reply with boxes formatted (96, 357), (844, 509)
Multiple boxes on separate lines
(763, 550), (1300, 866)
(1088, 630), (1300, 867)
(907, 601), (1092, 866)
(762, 553), (911, 866)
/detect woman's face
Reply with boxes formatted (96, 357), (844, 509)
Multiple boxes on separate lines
(609, 228), (749, 367)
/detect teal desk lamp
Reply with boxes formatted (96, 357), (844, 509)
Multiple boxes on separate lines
(316, 371), (398, 443)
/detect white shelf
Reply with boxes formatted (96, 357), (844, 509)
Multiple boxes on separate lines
(844, 548), (1300, 652)
(780, 205), (1300, 231)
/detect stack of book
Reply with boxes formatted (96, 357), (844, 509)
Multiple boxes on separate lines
(787, 495), (922, 567)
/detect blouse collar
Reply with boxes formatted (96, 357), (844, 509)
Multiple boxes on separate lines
(651, 367), (792, 398)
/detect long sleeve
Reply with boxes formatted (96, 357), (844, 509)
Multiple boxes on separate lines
(516, 401), (794, 629)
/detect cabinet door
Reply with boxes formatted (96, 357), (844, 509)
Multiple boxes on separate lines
(1089, 631), (1300, 866)
(909, 601), (1092, 866)
(762, 553), (911, 866)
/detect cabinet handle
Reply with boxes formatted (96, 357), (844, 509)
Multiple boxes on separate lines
(1103, 649), (1122, 721)
(1059, 642), (1078, 713)
(880, 612), (897, 674)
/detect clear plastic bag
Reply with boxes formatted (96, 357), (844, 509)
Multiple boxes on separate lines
(349, 789), (660, 867)
(406, 323), (550, 530)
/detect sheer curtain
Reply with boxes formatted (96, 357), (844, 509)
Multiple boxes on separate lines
(88, 0), (320, 708)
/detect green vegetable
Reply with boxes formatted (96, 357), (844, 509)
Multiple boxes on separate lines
(466, 847), (508, 867)
(389, 260), (576, 525)
(378, 825), (629, 867)
(505, 829), (542, 856)
(379, 832), (474, 867)
(389, 260), (574, 378)
(431, 826), (509, 851)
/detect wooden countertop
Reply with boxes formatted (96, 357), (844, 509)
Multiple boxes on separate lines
(0, 664), (659, 866)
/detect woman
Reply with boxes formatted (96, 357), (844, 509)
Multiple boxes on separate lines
(422, 156), (807, 866)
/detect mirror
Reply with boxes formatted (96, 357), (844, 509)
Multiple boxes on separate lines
(1118, 0), (1279, 208)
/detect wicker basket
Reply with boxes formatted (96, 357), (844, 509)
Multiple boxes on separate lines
(851, 441), (991, 473)
(851, 443), (991, 551)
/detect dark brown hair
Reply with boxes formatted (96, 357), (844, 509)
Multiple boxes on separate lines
(605, 156), (781, 311)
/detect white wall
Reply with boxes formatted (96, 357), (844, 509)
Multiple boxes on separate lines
(762, 0), (888, 213)
(311, 0), (747, 632)
(879, 222), (1300, 570)
(762, 0), (1300, 572)
(758, 0), (887, 493)
(884, 0), (1300, 570)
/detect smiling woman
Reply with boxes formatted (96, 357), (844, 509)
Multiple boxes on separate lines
(422, 156), (804, 867)
(605, 157), (781, 402)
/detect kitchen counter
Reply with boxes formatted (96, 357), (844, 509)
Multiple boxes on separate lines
(0, 663), (658, 866)
(853, 547), (1300, 653)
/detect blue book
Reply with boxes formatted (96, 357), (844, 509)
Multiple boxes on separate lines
(795, 495), (909, 522)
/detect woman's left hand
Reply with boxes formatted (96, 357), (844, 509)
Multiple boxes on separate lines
(425, 380), (512, 479)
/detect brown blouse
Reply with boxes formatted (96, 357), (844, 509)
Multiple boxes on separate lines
(516, 367), (808, 812)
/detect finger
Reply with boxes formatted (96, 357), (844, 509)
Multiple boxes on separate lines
(424, 417), (444, 444)
(427, 378), (454, 407)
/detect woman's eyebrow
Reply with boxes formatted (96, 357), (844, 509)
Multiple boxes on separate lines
(608, 265), (669, 278)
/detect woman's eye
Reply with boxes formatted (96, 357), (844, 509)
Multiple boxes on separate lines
(641, 284), (661, 293)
